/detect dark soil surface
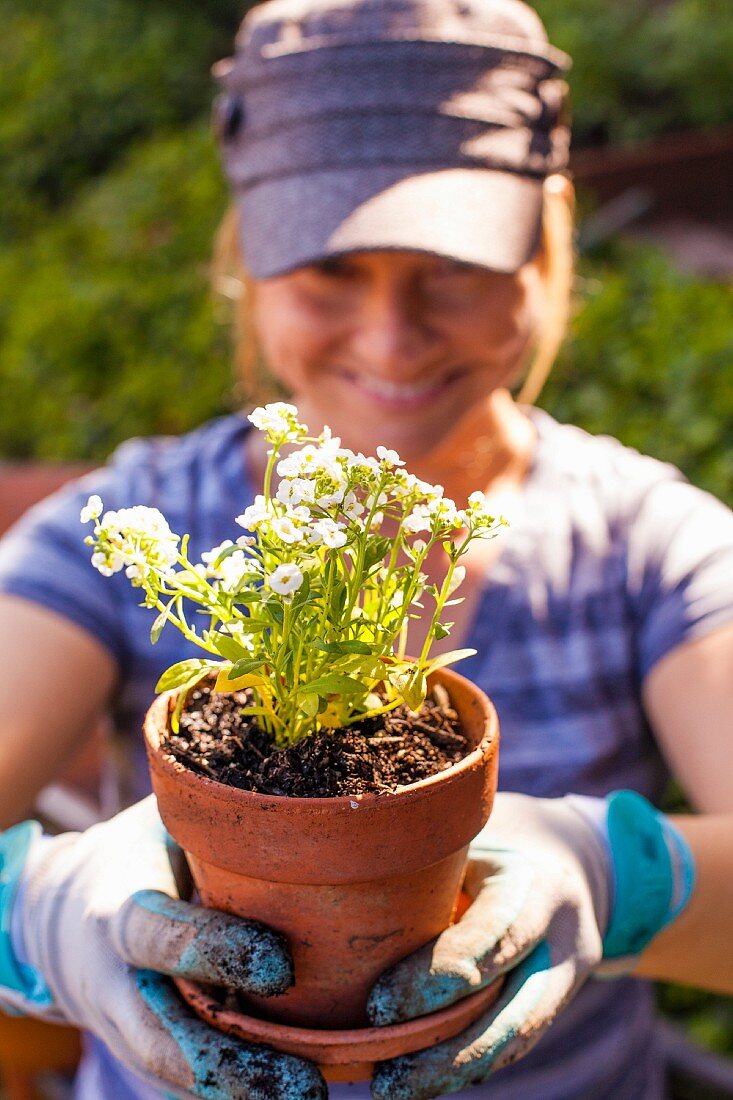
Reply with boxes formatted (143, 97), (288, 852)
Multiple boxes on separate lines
(162, 681), (471, 797)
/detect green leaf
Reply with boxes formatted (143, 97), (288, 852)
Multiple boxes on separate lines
(170, 668), (218, 732)
(235, 619), (269, 633)
(363, 537), (391, 571)
(234, 591), (262, 606)
(313, 639), (373, 656)
(433, 621), (452, 640)
(300, 693), (320, 718)
(402, 671), (427, 713)
(424, 648), (477, 673)
(238, 705), (273, 718)
(212, 634), (250, 663)
(345, 656), (384, 679)
(329, 583), (347, 620)
(339, 639), (373, 654)
(230, 657), (266, 678)
(150, 600), (174, 644)
(300, 673), (366, 697)
(267, 601), (285, 625)
(156, 659), (214, 694)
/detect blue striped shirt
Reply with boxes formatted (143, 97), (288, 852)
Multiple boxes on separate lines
(3, 407), (733, 1099)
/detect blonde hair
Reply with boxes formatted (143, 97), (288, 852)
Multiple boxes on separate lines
(211, 174), (576, 407)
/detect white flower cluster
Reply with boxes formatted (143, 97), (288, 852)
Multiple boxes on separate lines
(82, 402), (506, 746)
(247, 402), (305, 439)
(81, 497), (179, 583)
(465, 490), (504, 535)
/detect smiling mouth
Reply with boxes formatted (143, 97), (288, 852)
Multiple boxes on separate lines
(336, 369), (466, 409)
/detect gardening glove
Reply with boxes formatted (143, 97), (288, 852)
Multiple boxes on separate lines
(0, 795), (327, 1100)
(367, 789), (695, 1100)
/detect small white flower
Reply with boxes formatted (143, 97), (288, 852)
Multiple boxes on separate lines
(276, 478), (316, 507)
(80, 495), (103, 523)
(313, 518), (348, 548)
(343, 451), (381, 478)
(217, 551), (250, 591)
(342, 492), (365, 521)
(248, 402), (301, 438)
(267, 563), (304, 596)
(402, 505), (432, 534)
(236, 495), (270, 530)
(91, 551), (119, 577)
(275, 454), (301, 478)
(277, 445), (339, 480)
(376, 446), (404, 467)
(427, 496), (464, 530)
(465, 490), (500, 534)
(318, 425), (342, 451)
(390, 589), (405, 608)
(370, 511), (384, 531)
(271, 516), (305, 544)
(405, 537), (427, 560)
(316, 484), (346, 509)
(201, 540), (234, 565)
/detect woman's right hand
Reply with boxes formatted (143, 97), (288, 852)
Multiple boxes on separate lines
(0, 796), (327, 1100)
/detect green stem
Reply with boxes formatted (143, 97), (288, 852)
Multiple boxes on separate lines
(414, 551), (462, 671)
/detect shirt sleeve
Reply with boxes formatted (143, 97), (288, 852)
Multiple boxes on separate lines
(626, 474), (733, 679)
(0, 461), (140, 669)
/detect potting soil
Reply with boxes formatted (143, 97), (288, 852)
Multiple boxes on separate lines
(163, 682), (470, 797)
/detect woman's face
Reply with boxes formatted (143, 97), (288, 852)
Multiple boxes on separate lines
(252, 248), (545, 461)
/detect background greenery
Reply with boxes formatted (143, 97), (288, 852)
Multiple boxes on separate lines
(2, 0), (733, 1072)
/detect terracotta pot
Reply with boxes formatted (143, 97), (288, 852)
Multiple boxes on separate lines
(144, 666), (499, 1033)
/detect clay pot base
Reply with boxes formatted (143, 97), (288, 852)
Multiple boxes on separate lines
(175, 976), (503, 1083)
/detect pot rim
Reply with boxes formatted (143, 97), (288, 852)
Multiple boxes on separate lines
(144, 666), (498, 810)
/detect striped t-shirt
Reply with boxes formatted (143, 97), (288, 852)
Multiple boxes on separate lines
(3, 407), (733, 1099)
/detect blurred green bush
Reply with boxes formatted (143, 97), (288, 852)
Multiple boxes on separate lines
(544, 240), (733, 508)
(535, 0), (733, 146)
(0, 122), (233, 459)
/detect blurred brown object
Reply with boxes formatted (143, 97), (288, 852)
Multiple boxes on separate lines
(571, 124), (733, 226)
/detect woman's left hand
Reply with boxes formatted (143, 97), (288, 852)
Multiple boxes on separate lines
(367, 791), (612, 1100)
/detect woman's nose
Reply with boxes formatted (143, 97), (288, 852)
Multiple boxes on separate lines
(352, 290), (439, 377)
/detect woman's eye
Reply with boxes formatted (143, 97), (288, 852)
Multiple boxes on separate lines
(422, 261), (480, 302)
(431, 259), (479, 280)
(310, 257), (355, 280)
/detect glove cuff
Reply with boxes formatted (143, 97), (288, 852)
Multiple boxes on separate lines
(600, 790), (695, 968)
(0, 821), (54, 1011)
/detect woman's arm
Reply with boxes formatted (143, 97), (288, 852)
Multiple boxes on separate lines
(0, 593), (117, 827)
(636, 621), (733, 992)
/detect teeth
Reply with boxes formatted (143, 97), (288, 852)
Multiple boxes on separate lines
(348, 375), (444, 399)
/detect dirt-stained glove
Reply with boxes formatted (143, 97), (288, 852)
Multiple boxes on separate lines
(0, 796), (327, 1100)
(367, 790), (694, 1100)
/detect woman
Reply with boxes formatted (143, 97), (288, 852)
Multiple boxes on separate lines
(0, 0), (732, 1097)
